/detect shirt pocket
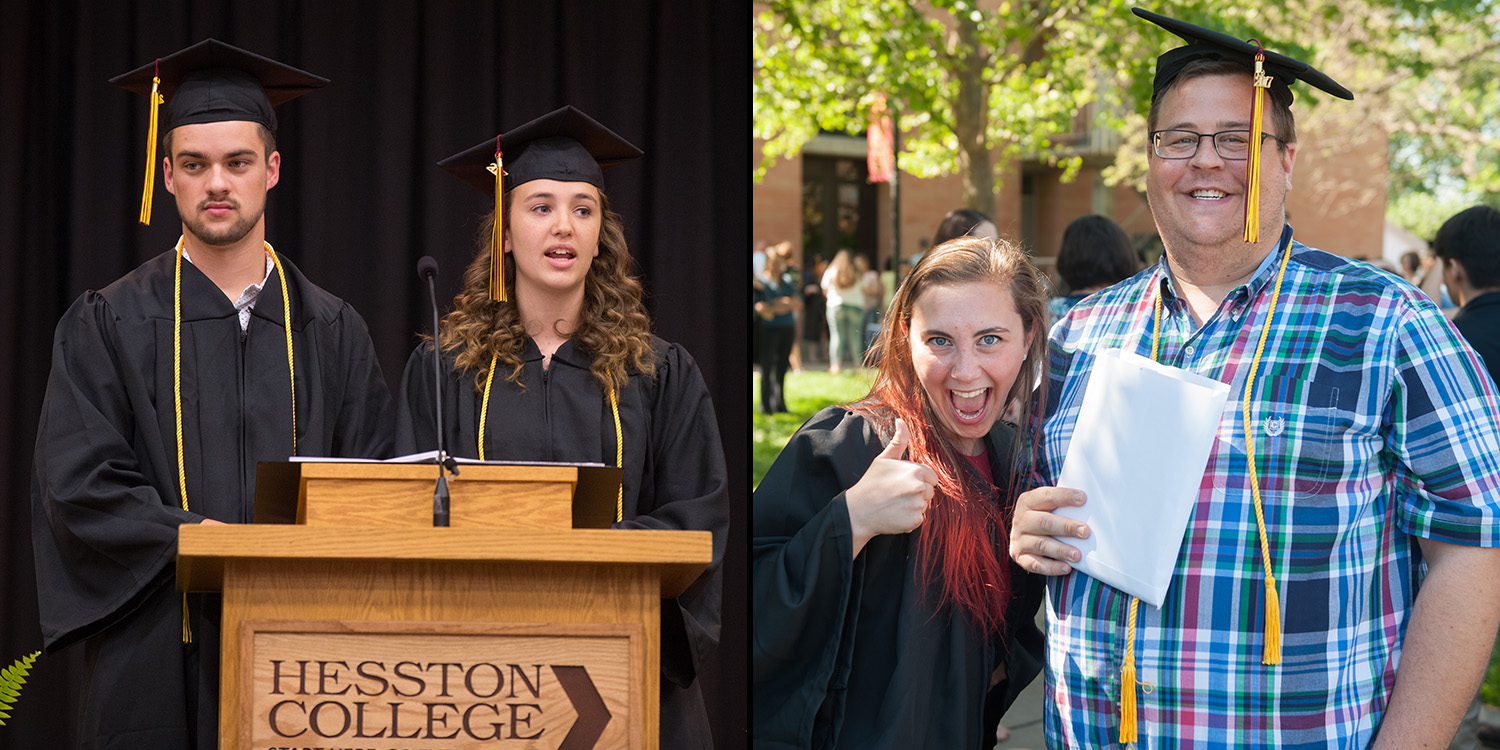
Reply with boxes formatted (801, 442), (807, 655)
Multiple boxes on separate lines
(1258, 376), (1350, 503)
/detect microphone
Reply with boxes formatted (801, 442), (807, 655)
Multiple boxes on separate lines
(417, 256), (452, 527)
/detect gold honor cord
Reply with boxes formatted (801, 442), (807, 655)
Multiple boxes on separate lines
(478, 353), (498, 460)
(1119, 238), (1293, 742)
(606, 372), (624, 522)
(268, 249), (297, 456)
(478, 353), (624, 522)
(172, 243), (189, 642)
(173, 239), (296, 642)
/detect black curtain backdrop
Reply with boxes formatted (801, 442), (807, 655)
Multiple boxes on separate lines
(0, 2), (748, 747)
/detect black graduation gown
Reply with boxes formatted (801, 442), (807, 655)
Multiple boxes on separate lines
(751, 406), (1045, 750)
(396, 336), (729, 750)
(31, 249), (396, 750)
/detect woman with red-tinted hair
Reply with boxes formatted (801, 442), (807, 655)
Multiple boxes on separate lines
(752, 235), (1049, 749)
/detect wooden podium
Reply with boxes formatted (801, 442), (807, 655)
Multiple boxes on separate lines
(177, 463), (712, 750)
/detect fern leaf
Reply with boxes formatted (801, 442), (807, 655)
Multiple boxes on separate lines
(0, 651), (39, 727)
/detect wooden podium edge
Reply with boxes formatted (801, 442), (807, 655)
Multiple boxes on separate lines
(178, 526), (713, 597)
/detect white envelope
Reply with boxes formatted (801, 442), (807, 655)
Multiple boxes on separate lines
(1053, 348), (1230, 607)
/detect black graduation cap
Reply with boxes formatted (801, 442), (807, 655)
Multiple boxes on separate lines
(1134, 7), (1353, 104)
(437, 105), (643, 197)
(111, 39), (328, 225)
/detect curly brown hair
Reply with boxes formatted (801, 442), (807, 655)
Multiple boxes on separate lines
(437, 189), (656, 393)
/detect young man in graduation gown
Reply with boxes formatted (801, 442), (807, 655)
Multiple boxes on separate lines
(1009, 10), (1500, 748)
(31, 40), (395, 749)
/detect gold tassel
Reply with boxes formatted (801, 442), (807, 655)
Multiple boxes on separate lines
(138, 65), (163, 226)
(182, 591), (193, 643)
(1120, 596), (1140, 743)
(1262, 574), (1282, 664)
(489, 136), (507, 302)
(1243, 47), (1271, 243)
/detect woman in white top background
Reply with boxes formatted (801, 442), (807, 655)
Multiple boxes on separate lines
(822, 249), (866, 374)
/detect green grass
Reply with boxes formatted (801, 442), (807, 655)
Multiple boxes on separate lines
(752, 368), (875, 489)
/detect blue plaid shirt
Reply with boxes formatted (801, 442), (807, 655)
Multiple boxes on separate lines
(1037, 228), (1500, 748)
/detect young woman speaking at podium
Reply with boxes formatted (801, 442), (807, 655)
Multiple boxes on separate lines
(394, 105), (728, 750)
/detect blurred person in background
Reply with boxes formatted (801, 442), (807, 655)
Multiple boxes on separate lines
(1435, 205), (1500, 379)
(822, 249), (866, 374)
(860, 253), (885, 359)
(1049, 214), (1143, 320)
(756, 241), (801, 412)
(931, 208), (998, 249)
(802, 255), (830, 368)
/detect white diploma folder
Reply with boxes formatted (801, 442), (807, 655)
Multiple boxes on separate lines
(1053, 348), (1230, 607)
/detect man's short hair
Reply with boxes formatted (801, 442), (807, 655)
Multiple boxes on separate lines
(162, 122), (277, 163)
(1433, 205), (1500, 290)
(1147, 58), (1297, 150)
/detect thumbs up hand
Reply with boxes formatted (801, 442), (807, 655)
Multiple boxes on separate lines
(845, 418), (940, 557)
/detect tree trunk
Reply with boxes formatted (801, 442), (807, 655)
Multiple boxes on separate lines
(951, 12), (996, 219)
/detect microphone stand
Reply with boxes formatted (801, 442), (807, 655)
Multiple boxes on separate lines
(420, 259), (454, 527)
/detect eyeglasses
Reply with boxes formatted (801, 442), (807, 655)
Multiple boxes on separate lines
(1150, 129), (1286, 160)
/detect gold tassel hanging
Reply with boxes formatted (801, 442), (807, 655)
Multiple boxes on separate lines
(1243, 45), (1272, 243)
(1262, 574), (1283, 663)
(488, 135), (507, 301)
(1120, 597), (1140, 743)
(138, 61), (164, 226)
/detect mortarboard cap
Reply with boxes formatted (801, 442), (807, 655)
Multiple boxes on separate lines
(1134, 8), (1353, 104)
(111, 39), (328, 225)
(1134, 7), (1352, 246)
(437, 105), (643, 197)
(437, 106), (643, 301)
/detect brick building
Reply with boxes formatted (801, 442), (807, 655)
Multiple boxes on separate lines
(753, 109), (1387, 290)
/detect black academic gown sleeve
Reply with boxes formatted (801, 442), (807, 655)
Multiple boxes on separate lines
(31, 249), (395, 749)
(396, 335), (728, 750)
(752, 406), (1042, 750)
(31, 288), (199, 651)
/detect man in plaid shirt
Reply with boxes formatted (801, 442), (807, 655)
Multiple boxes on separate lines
(1009, 10), (1500, 748)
